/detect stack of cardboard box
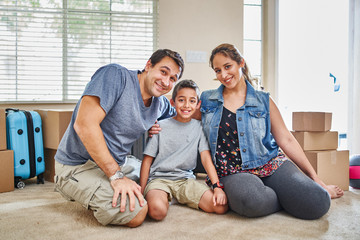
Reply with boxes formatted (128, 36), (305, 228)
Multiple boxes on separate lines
(291, 112), (349, 190)
(0, 109), (14, 193)
(35, 109), (73, 182)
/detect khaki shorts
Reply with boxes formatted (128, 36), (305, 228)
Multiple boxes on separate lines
(144, 178), (210, 209)
(54, 160), (146, 225)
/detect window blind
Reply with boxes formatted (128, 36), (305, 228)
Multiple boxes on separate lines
(0, 0), (157, 102)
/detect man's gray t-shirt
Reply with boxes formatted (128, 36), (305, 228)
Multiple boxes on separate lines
(143, 118), (210, 181)
(55, 64), (176, 166)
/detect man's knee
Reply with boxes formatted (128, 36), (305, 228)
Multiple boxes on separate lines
(101, 204), (148, 227)
(124, 204), (148, 228)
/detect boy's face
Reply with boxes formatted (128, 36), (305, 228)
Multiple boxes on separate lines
(143, 56), (181, 98)
(170, 87), (200, 122)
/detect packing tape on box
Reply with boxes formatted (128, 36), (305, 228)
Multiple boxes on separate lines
(330, 151), (336, 165)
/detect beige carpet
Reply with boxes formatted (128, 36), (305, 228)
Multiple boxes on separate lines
(1, 178), (360, 240)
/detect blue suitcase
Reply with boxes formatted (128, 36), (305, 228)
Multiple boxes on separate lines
(6, 109), (45, 188)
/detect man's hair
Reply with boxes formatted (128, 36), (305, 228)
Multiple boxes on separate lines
(171, 79), (200, 101)
(143, 49), (185, 80)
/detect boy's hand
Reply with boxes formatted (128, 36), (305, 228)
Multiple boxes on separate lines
(213, 188), (227, 206)
(110, 177), (145, 212)
(148, 121), (161, 137)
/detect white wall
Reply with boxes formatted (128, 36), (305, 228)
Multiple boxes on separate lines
(158, 0), (244, 93)
(348, 0), (360, 155)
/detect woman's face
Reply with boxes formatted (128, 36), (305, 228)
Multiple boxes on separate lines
(212, 53), (244, 89)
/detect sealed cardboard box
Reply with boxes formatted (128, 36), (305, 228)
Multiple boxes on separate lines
(0, 150), (14, 193)
(291, 131), (338, 151)
(44, 148), (57, 182)
(0, 109), (6, 150)
(35, 109), (73, 149)
(292, 112), (332, 132)
(305, 150), (349, 191)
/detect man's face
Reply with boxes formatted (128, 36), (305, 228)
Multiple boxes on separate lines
(143, 56), (181, 98)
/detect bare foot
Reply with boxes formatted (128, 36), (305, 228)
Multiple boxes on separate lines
(325, 185), (344, 199)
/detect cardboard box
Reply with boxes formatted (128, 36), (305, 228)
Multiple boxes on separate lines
(0, 150), (14, 193)
(0, 109), (6, 150)
(292, 112), (332, 132)
(291, 131), (338, 151)
(305, 150), (349, 191)
(44, 148), (57, 182)
(35, 109), (73, 149)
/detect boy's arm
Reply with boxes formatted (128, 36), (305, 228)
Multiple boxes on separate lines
(200, 150), (227, 206)
(200, 150), (220, 186)
(140, 154), (155, 194)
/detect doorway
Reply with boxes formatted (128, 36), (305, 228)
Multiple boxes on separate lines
(278, 0), (349, 149)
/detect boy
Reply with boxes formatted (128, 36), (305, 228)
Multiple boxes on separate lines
(140, 80), (228, 221)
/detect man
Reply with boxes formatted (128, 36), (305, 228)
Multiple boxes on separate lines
(54, 49), (184, 227)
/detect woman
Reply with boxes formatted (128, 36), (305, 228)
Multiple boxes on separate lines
(200, 43), (343, 220)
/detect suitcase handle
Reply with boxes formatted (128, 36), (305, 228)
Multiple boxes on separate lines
(5, 108), (20, 116)
(5, 108), (20, 115)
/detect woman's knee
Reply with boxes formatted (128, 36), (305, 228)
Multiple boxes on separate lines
(291, 186), (331, 220)
(265, 161), (331, 219)
(236, 192), (280, 218)
(222, 173), (280, 217)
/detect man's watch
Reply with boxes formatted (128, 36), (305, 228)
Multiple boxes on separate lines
(109, 170), (124, 182)
(212, 181), (224, 190)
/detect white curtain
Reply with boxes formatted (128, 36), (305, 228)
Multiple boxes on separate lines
(348, 0), (360, 155)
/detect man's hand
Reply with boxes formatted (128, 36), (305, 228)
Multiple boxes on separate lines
(213, 188), (227, 206)
(110, 177), (145, 212)
(148, 121), (161, 137)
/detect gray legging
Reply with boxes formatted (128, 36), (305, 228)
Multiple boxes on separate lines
(220, 160), (331, 220)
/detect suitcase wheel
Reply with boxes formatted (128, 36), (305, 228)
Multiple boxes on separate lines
(15, 177), (25, 189)
(37, 173), (45, 184)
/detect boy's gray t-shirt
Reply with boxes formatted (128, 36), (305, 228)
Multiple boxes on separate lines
(55, 63), (176, 166)
(143, 118), (210, 181)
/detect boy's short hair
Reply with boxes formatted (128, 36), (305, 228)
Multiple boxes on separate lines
(171, 79), (200, 101)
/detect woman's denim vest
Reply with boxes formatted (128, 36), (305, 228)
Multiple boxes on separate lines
(200, 81), (279, 170)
